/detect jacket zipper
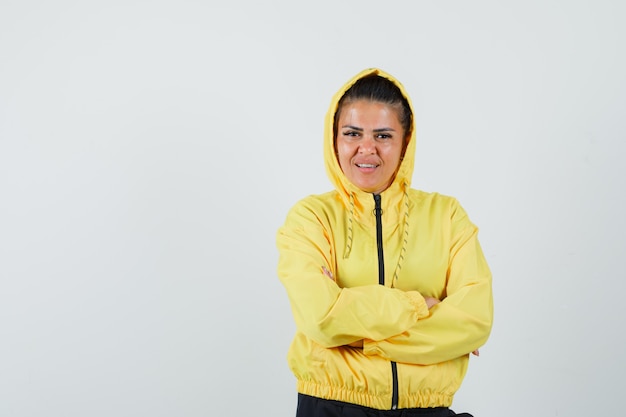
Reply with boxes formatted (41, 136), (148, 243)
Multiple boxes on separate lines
(373, 194), (399, 410)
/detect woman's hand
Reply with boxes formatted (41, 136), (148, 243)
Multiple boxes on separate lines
(321, 266), (335, 281)
(424, 296), (440, 309)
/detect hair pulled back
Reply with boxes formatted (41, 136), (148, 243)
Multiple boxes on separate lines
(334, 74), (412, 140)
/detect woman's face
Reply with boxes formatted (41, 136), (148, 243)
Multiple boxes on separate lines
(335, 100), (405, 194)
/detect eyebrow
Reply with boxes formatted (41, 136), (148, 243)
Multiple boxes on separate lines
(341, 125), (396, 132)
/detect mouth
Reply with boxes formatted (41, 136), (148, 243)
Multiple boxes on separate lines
(356, 163), (379, 168)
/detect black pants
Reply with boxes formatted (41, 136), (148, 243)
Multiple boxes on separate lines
(296, 394), (473, 417)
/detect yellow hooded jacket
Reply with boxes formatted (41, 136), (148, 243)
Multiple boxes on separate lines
(276, 68), (493, 410)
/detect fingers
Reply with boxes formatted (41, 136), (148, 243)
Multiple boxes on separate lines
(321, 266), (334, 280)
(424, 297), (441, 309)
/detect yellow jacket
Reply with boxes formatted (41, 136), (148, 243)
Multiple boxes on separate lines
(276, 68), (493, 410)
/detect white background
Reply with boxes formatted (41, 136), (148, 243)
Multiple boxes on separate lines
(1, 1), (625, 416)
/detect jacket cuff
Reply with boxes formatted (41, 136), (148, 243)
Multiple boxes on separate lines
(362, 339), (381, 356)
(405, 291), (430, 319)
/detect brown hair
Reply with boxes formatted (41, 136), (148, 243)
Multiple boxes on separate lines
(334, 74), (412, 141)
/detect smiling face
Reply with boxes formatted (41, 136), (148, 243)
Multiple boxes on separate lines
(335, 99), (406, 194)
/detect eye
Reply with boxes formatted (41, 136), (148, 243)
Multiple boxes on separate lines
(342, 130), (360, 138)
(375, 133), (392, 140)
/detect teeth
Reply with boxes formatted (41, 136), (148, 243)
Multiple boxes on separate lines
(357, 164), (377, 168)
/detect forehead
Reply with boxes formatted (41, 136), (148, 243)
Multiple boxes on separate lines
(337, 100), (403, 127)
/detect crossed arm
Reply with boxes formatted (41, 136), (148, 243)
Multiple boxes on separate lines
(277, 200), (493, 366)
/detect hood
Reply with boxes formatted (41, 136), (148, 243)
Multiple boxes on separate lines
(323, 68), (417, 205)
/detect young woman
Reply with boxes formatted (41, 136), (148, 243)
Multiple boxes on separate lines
(277, 68), (493, 417)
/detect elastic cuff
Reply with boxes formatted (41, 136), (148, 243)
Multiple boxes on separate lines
(405, 291), (430, 319)
(362, 339), (380, 356)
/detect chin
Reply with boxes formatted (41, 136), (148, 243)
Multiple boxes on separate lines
(358, 185), (379, 194)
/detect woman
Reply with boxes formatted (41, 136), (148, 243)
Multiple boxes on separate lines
(276, 68), (493, 417)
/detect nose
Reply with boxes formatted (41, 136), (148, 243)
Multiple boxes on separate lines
(358, 136), (376, 154)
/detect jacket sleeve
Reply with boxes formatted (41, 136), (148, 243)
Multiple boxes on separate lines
(277, 200), (430, 348)
(363, 201), (494, 365)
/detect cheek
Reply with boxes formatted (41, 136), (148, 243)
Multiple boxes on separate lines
(388, 144), (403, 164)
(336, 141), (352, 164)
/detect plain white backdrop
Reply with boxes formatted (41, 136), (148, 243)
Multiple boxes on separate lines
(1, 1), (625, 416)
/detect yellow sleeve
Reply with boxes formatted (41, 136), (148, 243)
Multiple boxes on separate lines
(363, 203), (494, 365)
(277, 200), (430, 348)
